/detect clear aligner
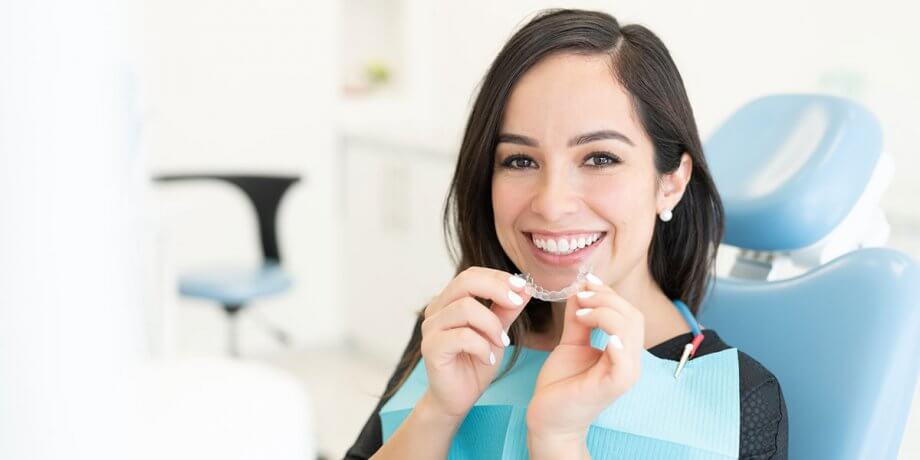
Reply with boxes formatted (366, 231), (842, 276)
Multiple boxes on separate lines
(516, 264), (593, 301)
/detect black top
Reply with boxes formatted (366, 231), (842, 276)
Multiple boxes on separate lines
(345, 317), (788, 459)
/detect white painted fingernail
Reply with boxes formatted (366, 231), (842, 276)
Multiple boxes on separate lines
(509, 275), (526, 288)
(576, 291), (595, 299)
(575, 308), (593, 317)
(501, 330), (511, 347)
(489, 351), (496, 365)
(609, 334), (624, 350)
(586, 273), (603, 286)
(508, 291), (524, 306)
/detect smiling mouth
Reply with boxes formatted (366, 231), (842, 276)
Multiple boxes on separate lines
(524, 231), (607, 256)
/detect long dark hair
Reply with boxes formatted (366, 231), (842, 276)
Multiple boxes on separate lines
(383, 8), (724, 398)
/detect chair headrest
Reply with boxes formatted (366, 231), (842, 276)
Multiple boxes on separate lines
(705, 94), (883, 251)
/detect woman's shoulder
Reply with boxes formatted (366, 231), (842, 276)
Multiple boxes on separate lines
(697, 331), (783, 398)
(650, 329), (783, 391)
(690, 330), (789, 459)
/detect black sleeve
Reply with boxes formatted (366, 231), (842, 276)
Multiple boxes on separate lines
(344, 314), (424, 460)
(738, 351), (789, 460)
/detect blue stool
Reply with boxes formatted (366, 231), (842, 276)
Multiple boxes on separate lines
(155, 174), (302, 357)
(698, 94), (920, 458)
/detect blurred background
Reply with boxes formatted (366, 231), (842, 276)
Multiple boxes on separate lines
(2, 0), (919, 459)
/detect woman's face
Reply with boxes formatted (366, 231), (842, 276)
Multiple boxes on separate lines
(492, 52), (684, 291)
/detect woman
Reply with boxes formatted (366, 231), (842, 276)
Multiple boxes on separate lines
(347, 8), (787, 459)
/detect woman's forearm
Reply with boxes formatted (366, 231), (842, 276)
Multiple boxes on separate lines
(371, 391), (465, 460)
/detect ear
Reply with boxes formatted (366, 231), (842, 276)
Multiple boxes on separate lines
(657, 153), (693, 213)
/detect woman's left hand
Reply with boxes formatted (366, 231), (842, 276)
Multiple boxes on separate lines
(526, 274), (645, 443)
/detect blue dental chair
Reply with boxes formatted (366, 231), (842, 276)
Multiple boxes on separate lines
(155, 174), (302, 357)
(697, 94), (920, 459)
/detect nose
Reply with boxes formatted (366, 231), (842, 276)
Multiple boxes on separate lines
(529, 167), (581, 222)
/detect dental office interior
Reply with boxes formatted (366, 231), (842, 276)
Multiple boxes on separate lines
(3, 0), (920, 459)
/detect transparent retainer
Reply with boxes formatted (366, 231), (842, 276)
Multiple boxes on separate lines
(515, 263), (592, 302)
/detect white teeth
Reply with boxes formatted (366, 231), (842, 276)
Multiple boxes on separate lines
(531, 232), (603, 255)
(558, 239), (570, 252)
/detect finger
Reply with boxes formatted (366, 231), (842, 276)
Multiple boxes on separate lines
(577, 279), (641, 322)
(573, 306), (627, 364)
(421, 297), (508, 348)
(424, 326), (496, 367)
(558, 280), (593, 346)
(574, 288), (636, 349)
(436, 267), (532, 331)
(576, 306), (638, 393)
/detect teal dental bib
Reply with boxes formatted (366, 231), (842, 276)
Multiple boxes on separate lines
(379, 329), (740, 459)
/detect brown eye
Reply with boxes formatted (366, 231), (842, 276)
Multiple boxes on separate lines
(501, 154), (537, 169)
(584, 152), (621, 168)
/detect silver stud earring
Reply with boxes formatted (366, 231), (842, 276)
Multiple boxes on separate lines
(659, 208), (673, 222)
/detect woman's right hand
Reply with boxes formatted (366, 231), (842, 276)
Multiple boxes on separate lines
(420, 267), (531, 419)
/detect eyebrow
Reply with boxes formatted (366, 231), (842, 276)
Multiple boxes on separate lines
(497, 129), (635, 148)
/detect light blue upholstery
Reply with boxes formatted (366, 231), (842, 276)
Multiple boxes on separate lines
(179, 263), (292, 306)
(699, 94), (920, 459)
(706, 94), (883, 251)
(699, 249), (920, 459)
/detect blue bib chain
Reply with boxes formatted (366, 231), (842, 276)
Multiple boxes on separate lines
(672, 299), (706, 379)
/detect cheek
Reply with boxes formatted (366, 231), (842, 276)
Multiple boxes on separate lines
(491, 180), (528, 227)
(491, 180), (533, 258)
(586, 178), (656, 237)
(585, 180), (633, 221)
